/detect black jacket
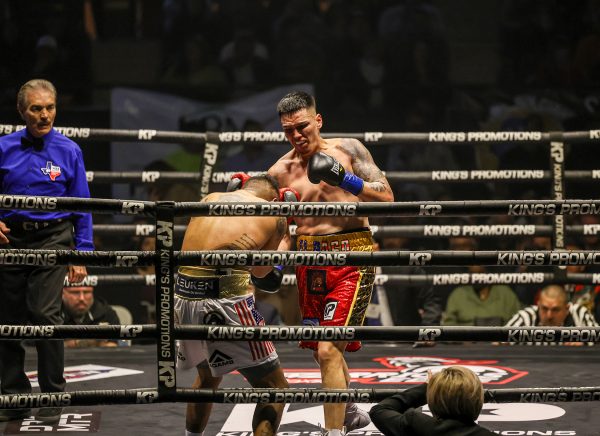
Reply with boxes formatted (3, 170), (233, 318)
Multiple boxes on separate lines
(62, 297), (120, 325)
(383, 266), (442, 325)
(369, 384), (495, 436)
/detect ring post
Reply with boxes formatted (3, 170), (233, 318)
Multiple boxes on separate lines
(155, 201), (177, 399)
(549, 133), (566, 251)
(199, 131), (221, 199)
(549, 133), (568, 285)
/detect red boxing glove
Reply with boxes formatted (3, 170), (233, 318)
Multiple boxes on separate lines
(279, 187), (300, 224)
(279, 187), (300, 202)
(226, 172), (251, 192)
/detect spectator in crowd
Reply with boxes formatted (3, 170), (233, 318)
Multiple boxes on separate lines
(572, 33), (600, 86)
(561, 241), (600, 321)
(369, 365), (494, 435)
(218, 27), (272, 97)
(62, 285), (120, 348)
(222, 119), (283, 173)
(0, 79), (93, 423)
(142, 159), (200, 224)
(442, 265), (522, 326)
(161, 34), (229, 99)
(271, 0), (333, 84)
(31, 35), (61, 84)
(377, 237), (442, 328)
(506, 284), (598, 328)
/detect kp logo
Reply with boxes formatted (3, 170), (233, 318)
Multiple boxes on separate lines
(115, 255), (138, 267)
(409, 252), (432, 266)
(323, 301), (338, 321)
(121, 201), (145, 214)
(41, 161), (61, 181)
(136, 391), (159, 404)
(418, 328), (441, 341)
(156, 220), (173, 247)
(120, 325), (143, 338)
(419, 204), (442, 216)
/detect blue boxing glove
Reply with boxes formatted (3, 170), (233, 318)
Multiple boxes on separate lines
(251, 265), (284, 293)
(307, 152), (364, 196)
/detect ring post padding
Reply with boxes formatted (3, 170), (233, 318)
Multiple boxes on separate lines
(200, 131), (221, 199)
(549, 133), (568, 284)
(549, 133), (566, 251)
(155, 201), (177, 398)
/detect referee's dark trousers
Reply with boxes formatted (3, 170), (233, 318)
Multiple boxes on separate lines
(0, 220), (73, 394)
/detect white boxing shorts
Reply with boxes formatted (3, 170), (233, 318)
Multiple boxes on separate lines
(174, 267), (278, 377)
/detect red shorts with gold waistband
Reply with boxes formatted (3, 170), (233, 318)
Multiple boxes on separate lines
(296, 228), (375, 352)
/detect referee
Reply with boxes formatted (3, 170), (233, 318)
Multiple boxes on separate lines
(0, 79), (93, 423)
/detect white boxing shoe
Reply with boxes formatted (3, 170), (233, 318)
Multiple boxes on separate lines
(318, 423), (346, 436)
(344, 402), (371, 432)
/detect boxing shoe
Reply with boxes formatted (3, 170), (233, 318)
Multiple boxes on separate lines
(0, 408), (32, 422)
(318, 425), (346, 436)
(344, 402), (371, 431)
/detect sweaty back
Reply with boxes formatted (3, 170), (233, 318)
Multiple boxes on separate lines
(181, 191), (276, 252)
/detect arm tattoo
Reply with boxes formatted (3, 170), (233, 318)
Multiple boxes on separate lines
(341, 138), (387, 183)
(368, 182), (387, 192)
(217, 233), (259, 251)
(276, 217), (287, 237)
(236, 233), (259, 249)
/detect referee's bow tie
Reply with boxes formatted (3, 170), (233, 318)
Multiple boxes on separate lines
(21, 135), (44, 151)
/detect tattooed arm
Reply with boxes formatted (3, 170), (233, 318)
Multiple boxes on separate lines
(343, 138), (394, 202)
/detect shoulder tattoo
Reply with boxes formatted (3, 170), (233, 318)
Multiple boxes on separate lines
(341, 138), (386, 183)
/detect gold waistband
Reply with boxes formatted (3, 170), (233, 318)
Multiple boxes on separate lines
(296, 229), (373, 252)
(176, 266), (250, 299)
(179, 266), (250, 277)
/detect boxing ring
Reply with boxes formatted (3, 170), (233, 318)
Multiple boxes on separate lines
(1, 125), (600, 435)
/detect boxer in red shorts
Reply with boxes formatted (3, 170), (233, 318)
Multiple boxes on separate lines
(295, 230), (375, 352)
(268, 91), (394, 436)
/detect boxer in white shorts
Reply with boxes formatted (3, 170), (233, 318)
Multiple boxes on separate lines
(175, 267), (278, 376)
(176, 174), (291, 436)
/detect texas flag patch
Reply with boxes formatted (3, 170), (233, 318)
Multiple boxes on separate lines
(41, 161), (61, 181)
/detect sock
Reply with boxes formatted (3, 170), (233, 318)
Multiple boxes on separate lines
(185, 431), (203, 436)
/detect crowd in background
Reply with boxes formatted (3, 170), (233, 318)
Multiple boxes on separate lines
(1, 0), (600, 333)
(0, 1), (599, 115)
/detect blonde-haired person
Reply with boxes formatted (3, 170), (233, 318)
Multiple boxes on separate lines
(369, 366), (495, 435)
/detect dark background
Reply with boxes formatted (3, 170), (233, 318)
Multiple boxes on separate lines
(2, 1), (599, 175)
(2, 1), (599, 192)
(3, 0), (600, 323)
